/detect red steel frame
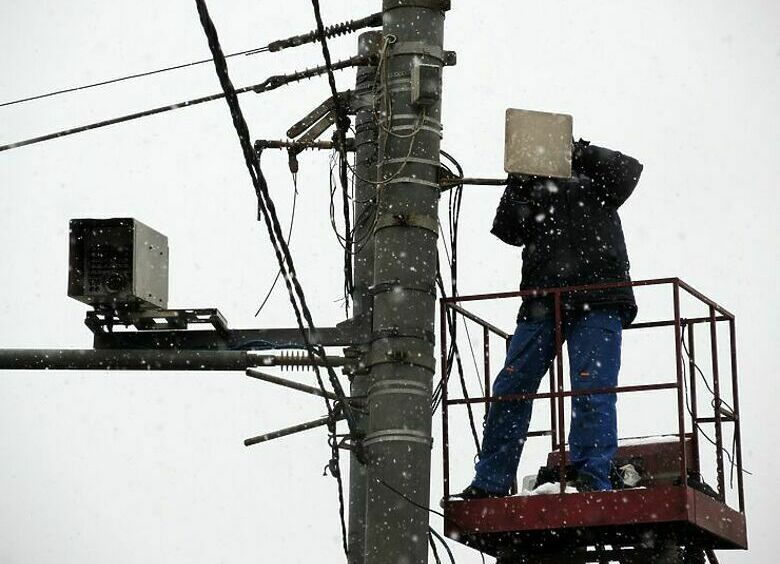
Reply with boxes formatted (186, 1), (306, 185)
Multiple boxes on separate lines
(439, 278), (745, 512)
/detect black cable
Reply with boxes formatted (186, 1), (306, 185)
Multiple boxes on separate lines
(0, 47), (266, 110)
(428, 530), (443, 564)
(254, 169), (299, 317)
(193, 3), (354, 559)
(0, 12), (382, 110)
(0, 54), (366, 153)
(428, 527), (457, 564)
(435, 269), (482, 456)
(311, 0), (354, 312)
(374, 475), (488, 563)
(679, 325), (751, 478)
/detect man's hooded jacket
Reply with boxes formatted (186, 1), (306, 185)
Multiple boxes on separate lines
(491, 141), (644, 326)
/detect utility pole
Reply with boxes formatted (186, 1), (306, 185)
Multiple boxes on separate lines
(347, 30), (381, 564)
(364, 2), (447, 563)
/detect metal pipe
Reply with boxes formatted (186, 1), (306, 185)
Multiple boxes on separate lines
(672, 283), (689, 486)
(444, 382), (679, 406)
(442, 277), (679, 304)
(245, 368), (339, 401)
(439, 177), (508, 190)
(0, 349), (253, 371)
(446, 303), (511, 339)
(0, 349), (348, 371)
(709, 306), (726, 500)
(554, 293), (567, 494)
(688, 323), (701, 474)
(729, 318), (745, 512)
(483, 326), (491, 422)
(243, 414), (343, 446)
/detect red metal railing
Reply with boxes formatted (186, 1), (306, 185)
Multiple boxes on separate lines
(440, 278), (744, 512)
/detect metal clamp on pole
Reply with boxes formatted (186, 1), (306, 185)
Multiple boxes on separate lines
(365, 340), (437, 372)
(372, 327), (436, 345)
(372, 213), (439, 235)
(363, 429), (433, 448)
(369, 279), (437, 297)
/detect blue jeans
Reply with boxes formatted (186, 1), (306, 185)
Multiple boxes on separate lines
(471, 309), (622, 493)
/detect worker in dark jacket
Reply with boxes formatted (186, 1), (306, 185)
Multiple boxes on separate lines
(460, 139), (643, 497)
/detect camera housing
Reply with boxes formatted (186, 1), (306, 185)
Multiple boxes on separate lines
(68, 218), (168, 311)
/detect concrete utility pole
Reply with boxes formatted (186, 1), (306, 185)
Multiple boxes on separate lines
(347, 30), (381, 564)
(363, 2), (447, 563)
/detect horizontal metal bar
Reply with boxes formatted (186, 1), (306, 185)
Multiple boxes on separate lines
(245, 368), (339, 401)
(526, 430), (553, 437)
(0, 349), (349, 371)
(446, 304), (510, 339)
(442, 278), (679, 304)
(627, 315), (730, 330)
(92, 327), (352, 350)
(676, 279), (735, 318)
(446, 382), (679, 406)
(0, 349), (256, 371)
(439, 177), (507, 190)
(244, 413), (343, 447)
(697, 416), (737, 424)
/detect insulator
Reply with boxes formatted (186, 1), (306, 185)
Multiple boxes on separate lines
(267, 13), (382, 53)
(279, 350), (310, 371)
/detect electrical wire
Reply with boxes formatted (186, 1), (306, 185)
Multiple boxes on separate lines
(0, 47), (267, 109)
(0, 12), (382, 110)
(193, 4), (354, 560)
(428, 530), (443, 564)
(254, 168), (299, 317)
(311, 0), (354, 314)
(428, 527), (457, 564)
(0, 54), (366, 153)
(429, 149), (484, 460)
(679, 325), (751, 482)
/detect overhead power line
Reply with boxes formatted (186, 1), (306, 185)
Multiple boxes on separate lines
(0, 12), (382, 111)
(193, 2), (355, 559)
(0, 55), (367, 153)
(0, 47), (264, 109)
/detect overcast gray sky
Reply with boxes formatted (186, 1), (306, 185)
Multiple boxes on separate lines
(1, 1), (778, 563)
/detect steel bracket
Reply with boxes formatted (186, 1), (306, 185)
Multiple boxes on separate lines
(366, 341), (436, 372)
(390, 41), (450, 65)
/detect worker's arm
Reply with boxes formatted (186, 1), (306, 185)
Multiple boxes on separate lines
(573, 140), (644, 208)
(490, 174), (536, 247)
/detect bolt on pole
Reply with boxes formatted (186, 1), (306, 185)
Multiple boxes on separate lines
(364, 2), (446, 563)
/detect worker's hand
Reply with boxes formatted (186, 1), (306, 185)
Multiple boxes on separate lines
(507, 173), (533, 186)
(571, 138), (591, 170)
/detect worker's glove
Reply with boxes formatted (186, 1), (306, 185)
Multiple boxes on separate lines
(571, 138), (591, 171)
(506, 173), (534, 193)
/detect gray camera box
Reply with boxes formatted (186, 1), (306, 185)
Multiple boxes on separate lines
(504, 108), (573, 178)
(68, 218), (168, 310)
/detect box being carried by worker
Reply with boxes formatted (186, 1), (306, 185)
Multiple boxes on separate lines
(504, 108), (573, 179)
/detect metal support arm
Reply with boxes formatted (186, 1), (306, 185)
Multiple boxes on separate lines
(244, 412), (345, 447)
(0, 349), (349, 371)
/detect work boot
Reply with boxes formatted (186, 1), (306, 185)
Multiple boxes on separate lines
(453, 485), (507, 500)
